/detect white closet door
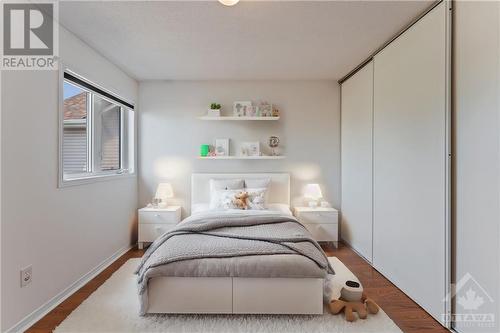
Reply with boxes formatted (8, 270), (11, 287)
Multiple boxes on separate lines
(454, 2), (500, 332)
(373, 2), (448, 323)
(341, 62), (373, 262)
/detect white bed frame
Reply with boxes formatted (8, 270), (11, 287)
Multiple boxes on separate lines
(145, 173), (325, 315)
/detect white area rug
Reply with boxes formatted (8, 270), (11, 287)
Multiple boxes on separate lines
(54, 258), (402, 333)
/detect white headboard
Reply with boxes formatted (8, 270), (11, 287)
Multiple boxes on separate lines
(191, 173), (290, 207)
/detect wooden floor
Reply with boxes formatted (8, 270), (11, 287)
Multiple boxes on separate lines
(27, 242), (449, 333)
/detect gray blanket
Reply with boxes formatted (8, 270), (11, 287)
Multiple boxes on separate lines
(135, 211), (334, 314)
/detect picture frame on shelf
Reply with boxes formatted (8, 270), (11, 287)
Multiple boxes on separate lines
(233, 101), (252, 117)
(241, 141), (260, 157)
(215, 138), (230, 156)
(258, 102), (273, 117)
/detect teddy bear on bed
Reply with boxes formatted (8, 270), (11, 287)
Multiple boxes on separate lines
(327, 257), (380, 322)
(233, 191), (249, 210)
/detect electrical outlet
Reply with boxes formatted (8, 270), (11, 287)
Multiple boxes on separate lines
(20, 265), (32, 287)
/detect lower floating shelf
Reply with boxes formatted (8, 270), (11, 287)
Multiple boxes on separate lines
(198, 156), (286, 160)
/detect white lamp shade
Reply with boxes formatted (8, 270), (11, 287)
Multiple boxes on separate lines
(304, 183), (323, 200)
(155, 183), (174, 200)
(218, 0), (239, 6)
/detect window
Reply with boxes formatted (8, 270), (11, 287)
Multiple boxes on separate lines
(60, 71), (135, 185)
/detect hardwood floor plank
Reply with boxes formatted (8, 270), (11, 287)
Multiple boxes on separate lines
(26, 242), (449, 333)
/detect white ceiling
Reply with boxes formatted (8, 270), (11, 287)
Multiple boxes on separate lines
(59, 1), (432, 81)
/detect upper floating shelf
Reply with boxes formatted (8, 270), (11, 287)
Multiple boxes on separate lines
(198, 116), (280, 121)
(198, 155), (286, 160)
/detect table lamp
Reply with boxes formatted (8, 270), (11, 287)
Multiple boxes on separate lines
(304, 183), (323, 208)
(155, 183), (174, 208)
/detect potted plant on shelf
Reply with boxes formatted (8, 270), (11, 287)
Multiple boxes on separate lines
(207, 103), (221, 117)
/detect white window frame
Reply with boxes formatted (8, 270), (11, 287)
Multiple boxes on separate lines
(58, 66), (136, 187)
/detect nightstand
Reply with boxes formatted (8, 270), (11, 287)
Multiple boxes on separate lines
(293, 207), (339, 245)
(138, 206), (181, 249)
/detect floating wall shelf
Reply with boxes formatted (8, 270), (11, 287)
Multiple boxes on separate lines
(198, 116), (280, 121)
(198, 156), (286, 160)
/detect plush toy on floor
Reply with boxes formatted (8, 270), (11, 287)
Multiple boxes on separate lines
(327, 257), (379, 322)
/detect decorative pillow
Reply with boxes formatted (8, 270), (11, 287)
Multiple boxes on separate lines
(209, 189), (244, 210)
(246, 188), (268, 210)
(209, 179), (245, 210)
(245, 178), (271, 203)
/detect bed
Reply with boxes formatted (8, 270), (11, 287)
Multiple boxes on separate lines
(136, 173), (332, 315)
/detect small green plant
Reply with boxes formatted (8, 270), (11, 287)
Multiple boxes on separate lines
(210, 103), (221, 110)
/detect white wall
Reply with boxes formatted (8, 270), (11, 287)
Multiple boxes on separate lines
(138, 81), (340, 216)
(1, 27), (138, 331)
(454, 2), (500, 332)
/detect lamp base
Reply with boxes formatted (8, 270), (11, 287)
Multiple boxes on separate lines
(158, 200), (168, 209)
(308, 200), (318, 208)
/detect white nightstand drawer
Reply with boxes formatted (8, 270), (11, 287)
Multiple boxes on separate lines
(139, 210), (180, 224)
(298, 211), (338, 224)
(302, 223), (338, 242)
(139, 223), (176, 242)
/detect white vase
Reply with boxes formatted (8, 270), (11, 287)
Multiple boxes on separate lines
(207, 109), (221, 117)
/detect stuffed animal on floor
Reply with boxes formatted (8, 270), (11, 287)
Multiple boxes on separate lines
(233, 191), (249, 210)
(327, 257), (380, 322)
(329, 292), (379, 322)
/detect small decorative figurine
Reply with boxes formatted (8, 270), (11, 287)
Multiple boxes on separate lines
(272, 108), (280, 117)
(268, 136), (280, 156)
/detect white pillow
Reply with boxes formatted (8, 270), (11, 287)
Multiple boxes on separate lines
(209, 189), (244, 210)
(246, 188), (268, 210)
(245, 178), (271, 189)
(210, 179), (244, 191)
(245, 178), (271, 203)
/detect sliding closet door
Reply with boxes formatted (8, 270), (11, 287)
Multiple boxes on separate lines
(341, 62), (373, 262)
(373, 2), (449, 324)
(454, 2), (500, 332)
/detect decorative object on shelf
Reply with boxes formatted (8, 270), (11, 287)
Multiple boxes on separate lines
(241, 141), (260, 157)
(215, 138), (230, 156)
(268, 136), (280, 156)
(304, 183), (323, 208)
(208, 147), (217, 157)
(154, 183), (174, 208)
(272, 107), (280, 117)
(200, 144), (210, 157)
(246, 105), (257, 117)
(207, 103), (221, 117)
(233, 101), (252, 117)
(259, 101), (273, 117)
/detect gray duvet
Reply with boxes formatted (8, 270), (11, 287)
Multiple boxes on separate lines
(135, 211), (333, 314)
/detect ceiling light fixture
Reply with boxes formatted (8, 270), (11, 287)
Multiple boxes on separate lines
(218, 0), (240, 6)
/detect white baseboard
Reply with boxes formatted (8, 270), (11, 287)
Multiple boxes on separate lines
(5, 244), (134, 333)
(339, 238), (373, 264)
